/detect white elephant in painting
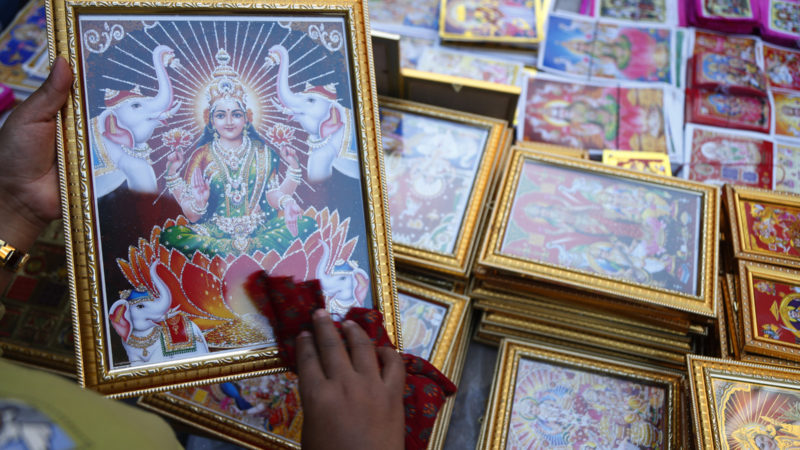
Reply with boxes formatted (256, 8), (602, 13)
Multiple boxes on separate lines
(315, 242), (369, 318)
(109, 262), (208, 365)
(268, 44), (360, 182)
(90, 44), (181, 197)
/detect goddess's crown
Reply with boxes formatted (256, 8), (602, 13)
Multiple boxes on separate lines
(206, 49), (247, 110)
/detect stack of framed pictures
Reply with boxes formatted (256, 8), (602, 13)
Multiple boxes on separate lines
(379, 97), (510, 289)
(472, 145), (721, 369)
(722, 185), (800, 367)
(479, 338), (689, 448)
(139, 277), (471, 449)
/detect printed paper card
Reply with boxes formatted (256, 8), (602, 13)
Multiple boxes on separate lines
(368, 0), (441, 34)
(764, 43), (800, 91)
(692, 52), (767, 96)
(415, 47), (524, 85)
(701, 0), (756, 19)
(382, 106), (489, 254)
(687, 90), (771, 133)
(507, 357), (669, 448)
(773, 90), (800, 140)
(692, 29), (760, 63)
(775, 140), (800, 194)
(539, 14), (672, 83)
(0, 0), (47, 94)
(500, 159), (703, 295)
(767, 0), (800, 37)
(602, 150), (671, 176)
(684, 125), (773, 188)
(595, 0), (675, 24)
(519, 73), (670, 153)
(440, 0), (541, 43)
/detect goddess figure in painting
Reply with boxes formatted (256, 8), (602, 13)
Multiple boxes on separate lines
(160, 49), (316, 257)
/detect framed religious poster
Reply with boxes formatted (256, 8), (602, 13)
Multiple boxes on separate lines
(439, 0), (543, 46)
(481, 338), (685, 449)
(738, 260), (800, 363)
(49, 0), (398, 397)
(478, 146), (719, 316)
(725, 185), (800, 269)
(687, 355), (800, 449)
(380, 97), (506, 277)
(138, 277), (468, 449)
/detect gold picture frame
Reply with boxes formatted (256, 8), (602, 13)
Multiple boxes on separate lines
(380, 97), (507, 278)
(138, 277), (469, 449)
(49, 0), (398, 397)
(478, 146), (720, 317)
(725, 184), (800, 269)
(738, 260), (800, 363)
(482, 338), (684, 449)
(687, 355), (800, 449)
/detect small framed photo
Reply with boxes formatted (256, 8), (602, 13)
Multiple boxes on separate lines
(439, 0), (542, 45)
(479, 146), (720, 317)
(138, 278), (469, 449)
(725, 184), (800, 269)
(688, 354), (800, 449)
(50, 0), (397, 397)
(738, 260), (800, 363)
(380, 97), (507, 277)
(481, 338), (685, 449)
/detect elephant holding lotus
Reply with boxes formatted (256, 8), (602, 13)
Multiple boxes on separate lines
(89, 44), (181, 197)
(109, 261), (208, 365)
(267, 44), (360, 182)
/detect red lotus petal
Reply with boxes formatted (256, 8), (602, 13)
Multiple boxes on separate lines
(117, 259), (137, 287)
(221, 255), (264, 315)
(191, 252), (212, 270)
(181, 261), (234, 320)
(307, 243), (325, 278)
(261, 249), (282, 272)
(269, 249), (310, 281)
(176, 216), (189, 226)
(338, 238), (357, 264)
(169, 248), (187, 276)
(209, 255), (228, 279)
(330, 209), (340, 232)
(303, 229), (322, 254)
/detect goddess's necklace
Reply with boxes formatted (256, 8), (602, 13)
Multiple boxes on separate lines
(126, 326), (161, 357)
(212, 135), (254, 206)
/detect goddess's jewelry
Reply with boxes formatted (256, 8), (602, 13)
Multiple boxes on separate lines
(121, 143), (154, 163)
(286, 166), (303, 182)
(211, 134), (254, 206)
(278, 194), (293, 210)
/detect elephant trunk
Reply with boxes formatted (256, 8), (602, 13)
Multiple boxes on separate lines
(149, 45), (175, 118)
(270, 45), (311, 131)
(148, 262), (173, 321)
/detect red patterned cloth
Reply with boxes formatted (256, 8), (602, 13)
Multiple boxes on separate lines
(246, 272), (457, 450)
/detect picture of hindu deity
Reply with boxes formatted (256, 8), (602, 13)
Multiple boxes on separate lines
(693, 30), (758, 62)
(368, 0), (441, 32)
(539, 14), (596, 77)
(397, 293), (447, 360)
(696, 92), (770, 131)
(770, 0), (800, 34)
(703, 0), (753, 18)
(774, 91), (800, 139)
(743, 201), (800, 259)
(500, 161), (702, 295)
(775, 142), (800, 194)
(0, 0), (46, 92)
(697, 53), (767, 94)
(79, 16), (373, 369)
(442, 0), (539, 41)
(507, 357), (667, 449)
(764, 44), (800, 91)
(686, 127), (773, 188)
(382, 107), (489, 254)
(711, 377), (800, 449)
(618, 88), (668, 153)
(750, 275), (800, 347)
(415, 47), (523, 85)
(169, 372), (303, 444)
(522, 76), (618, 150)
(590, 23), (671, 83)
(598, 0), (668, 23)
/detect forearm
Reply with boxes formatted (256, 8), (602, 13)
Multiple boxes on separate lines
(165, 175), (204, 222)
(266, 177), (300, 209)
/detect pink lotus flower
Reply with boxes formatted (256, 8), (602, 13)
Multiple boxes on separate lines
(162, 127), (193, 150)
(266, 123), (295, 147)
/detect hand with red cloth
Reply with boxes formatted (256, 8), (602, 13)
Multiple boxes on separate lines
(246, 273), (457, 450)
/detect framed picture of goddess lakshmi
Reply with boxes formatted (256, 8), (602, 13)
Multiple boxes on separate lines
(49, 0), (397, 397)
(481, 338), (685, 449)
(687, 355), (800, 450)
(725, 185), (800, 269)
(478, 147), (719, 316)
(137, 277), (468, 449)
(379, 97), (507, 277)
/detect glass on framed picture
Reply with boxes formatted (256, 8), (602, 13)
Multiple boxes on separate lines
(380, 98), (506, 277)
(414, 47), (524, 86)
(481, 338), (685, 449)
(53, 0), (397, 397)
(479, 146), (719, 316)
(440, 0), (542, 45)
